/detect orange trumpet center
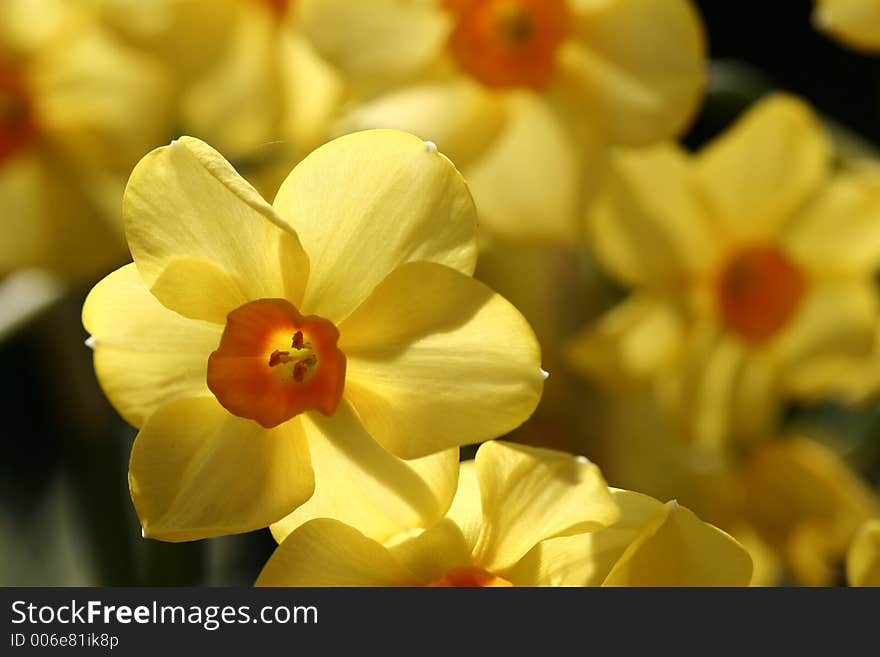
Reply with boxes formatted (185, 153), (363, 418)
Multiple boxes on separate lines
(427, 567), (513, 588)
(0, 61), (37, 165)
(258, 0), (292, 20)
(717, 245), (806, 343)
(444, 0), (569, 90)
(207, 298), (346, 428)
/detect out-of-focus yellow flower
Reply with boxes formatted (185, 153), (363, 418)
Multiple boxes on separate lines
(592, 392), (879, 585)
(813, 0), (880, 52)
(294, 0), (705, 243)
(0, 0), (167, 278)
(257, 441), (752, 586)
(82, 130), (545, 541)
(570, 94), (880, 448)
(848, 519), (880, 586)
(91, 0), (343, 195)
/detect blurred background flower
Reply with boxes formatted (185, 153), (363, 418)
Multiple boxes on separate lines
(2, 0), (880, 586)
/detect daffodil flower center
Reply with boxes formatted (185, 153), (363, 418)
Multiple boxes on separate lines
(207, 298), (346, 428)
(257, 0), (292, 20)
(444, 0), (569, 90)
(0, 61), (36, 165)
(717, 245), (806, 342)
(427, 567), (513, 587)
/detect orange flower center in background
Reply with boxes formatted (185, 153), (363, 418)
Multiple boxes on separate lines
(257, 0), (292, 19)
(444, 0), (569, 90)
(717, 245), (806, 343)
(0, 61), (37, 165)
(427, 567), (513, 587)
(207, 298), (346, 428)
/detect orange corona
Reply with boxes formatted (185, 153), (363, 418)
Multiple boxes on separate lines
(427, 567), (513, 587)
(717, 245), (806, 343)
(445, 0), (569, 90)
(0, 61), (36, 164)
(207, 298), (346, 427)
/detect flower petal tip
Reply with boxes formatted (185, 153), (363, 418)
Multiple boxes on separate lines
(540, 368), (550, 380)
(424, 140), (438, 154)
(811, 8), (832, 29)
(575, 455), (591, 466)
(84, 335), (96, 350)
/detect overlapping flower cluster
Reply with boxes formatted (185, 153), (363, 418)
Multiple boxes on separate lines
(2, 0), (878, 586)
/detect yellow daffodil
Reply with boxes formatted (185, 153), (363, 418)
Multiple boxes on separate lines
(295, 0), (706, 242)
(91, 0), (343, 195)
(258, 441), (753, 586)
(813, 0), (880, 52)
(82, 130), (545, 542)
(569, 94), (880, 448)
(591, 392), (879, 585)
(0, 0), (167, 278)
(847, 519), (880, 586)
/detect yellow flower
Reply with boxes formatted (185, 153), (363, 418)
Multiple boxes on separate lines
(848, 519), (880, 586)
(590, 392), (879, 585)
(82, 130), (545, 541)
(813, 0), (880, 52)
(92, 0), (343, 195)
(295, 0), (705, 242)
(257, 441), (752, 586)
(570, 94), (880, 448)
(0, 0), (168, 278)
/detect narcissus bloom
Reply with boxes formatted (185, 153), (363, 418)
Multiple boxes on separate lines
(296, 0), (705, 242)
(570, 94), (880, 447)
(591, 393), (879, 585)
(848, 519), (880, 586)
(258, 441), (753, 587)
(0, 0), (167, 278)
(82, 130), (544, 541)
(813, 0), (880, 52)
(92, 0), (342, 195)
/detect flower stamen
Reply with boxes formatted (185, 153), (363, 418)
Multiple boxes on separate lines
(207, 298), (346, 427)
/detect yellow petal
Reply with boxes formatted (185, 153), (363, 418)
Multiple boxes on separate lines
(464, 92), (585, 242)
(814, 0), (880, 52)
(603, 498), (753, 586)
(273, 130), (477, 323)
(786, 167), (880, 275)
(257, 519), (418, 586)
(657, 325), (779, 447)
(560, 0), (706, 144)
(0, 156), (55, 274)
(445, 460), (483, 553)
(775, 280), (878, 399)
(339, 262), (543, 459)
(473, 441), (619, 573)
(178, 5), (282, 158)
(270, 401), (459, 544)
(297, 0), (450, 82)
(387, 519), (474, 583)
(31, 22), (170, 170)
(281, 33), (345, 157)
(505, 487), (659, 586)
(82, 264), (221, 428)
(129, 397), (314, 541)
(336, 80), (507, 171)
(695, 94), (832, 241)
(124, 137), (309, 323)
(587, 143), (716, 288)
(743, 437), (878, 586)
(0, 154), (125, 279)
(567, 294), (685, 388)
(847, 520), (880, 587)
